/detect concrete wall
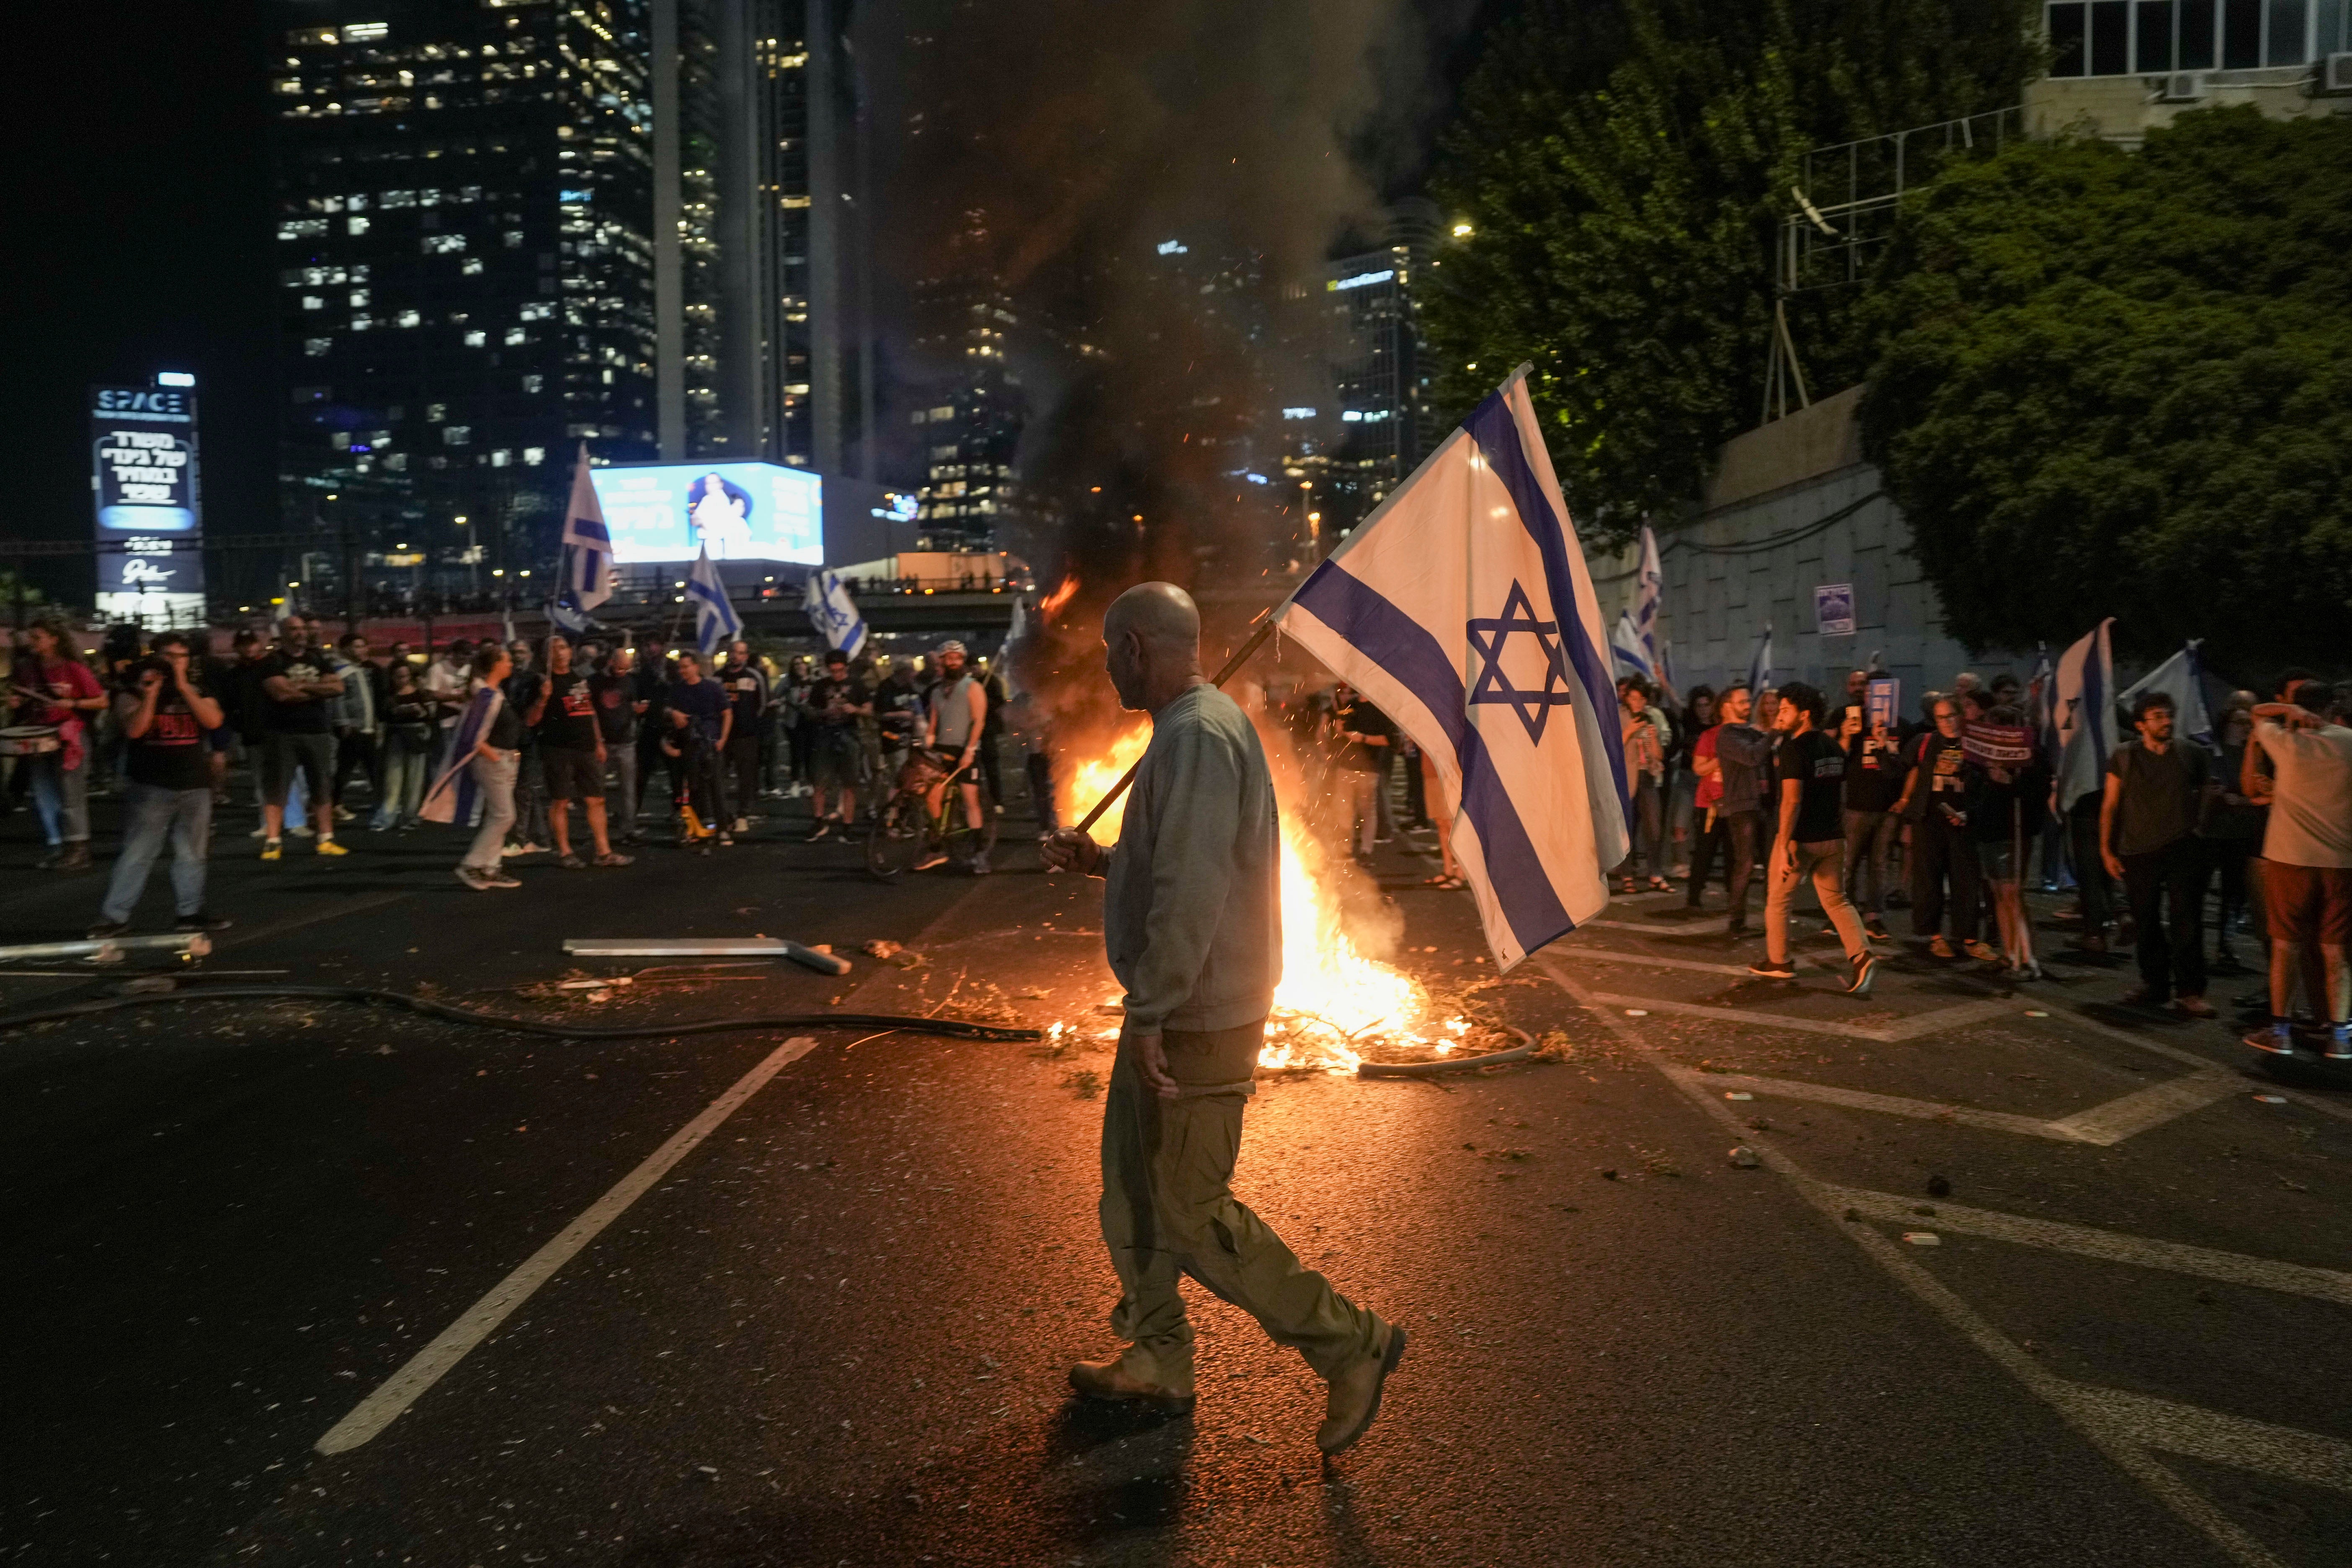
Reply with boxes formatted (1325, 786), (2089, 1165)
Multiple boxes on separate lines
(1593, 392), (2038, 709)
(2024, 68), (2352, 147)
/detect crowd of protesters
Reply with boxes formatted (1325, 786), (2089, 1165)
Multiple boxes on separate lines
(3, 613), (1029, 917)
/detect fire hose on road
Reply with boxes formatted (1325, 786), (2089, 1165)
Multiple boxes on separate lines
(0, 983), (1044, 1043)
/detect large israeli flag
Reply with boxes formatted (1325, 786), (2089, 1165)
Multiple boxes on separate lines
(1272, 367), (1628, 971)
(802, 568), (867, 658)
(2053, 618), (2115, 811)
(686, 547), (741, 659)
(558, 443), (615, 614)
(1611, 610), (1656, 681)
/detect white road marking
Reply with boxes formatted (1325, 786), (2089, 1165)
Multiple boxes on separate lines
(1535, 949), (2318, 1568)
(1585, 989), (2017, 1044)
(315, 1036), (819, 1455)
(1544, 946), (1849, 980)
(1662, 1065), (2068, 1141)
(2046, 1069), (2243, 1145)
(2055, 1008), (2352, 1128)
(2050, 1382), (2352, 1496)
(1583, 915), (1733, 935)
(1822, 1185), (2352, 1306)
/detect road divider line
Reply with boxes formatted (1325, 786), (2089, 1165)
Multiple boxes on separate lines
(2047, 1069), (2242, 1145)
(1823, 1185), (2352, 1306)
(1661, 1065), (2071, 1141)
(2049, 1382), (2352, 1496)
(314, 1035), (819, 1456)
(1545, 947), (1850, 980)
(1533, 951), (2296, 1568)
(1876, 996), (2029, 1042)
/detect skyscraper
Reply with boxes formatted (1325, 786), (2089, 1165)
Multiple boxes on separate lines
(1297, 199), (1439, 541)
(269, 0), (868, 601)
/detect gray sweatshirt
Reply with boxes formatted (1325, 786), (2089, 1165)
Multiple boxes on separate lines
(1098, 683), (1282, 1033)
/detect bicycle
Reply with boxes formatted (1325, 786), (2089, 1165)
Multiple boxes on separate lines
(865, 749), (998, 880)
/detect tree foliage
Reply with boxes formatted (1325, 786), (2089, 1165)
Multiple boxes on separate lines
(1424, 0), (2038, 542)
(1859, 109), (2352, 669)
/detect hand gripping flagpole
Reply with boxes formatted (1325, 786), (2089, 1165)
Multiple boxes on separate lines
(1069, 606), (1282, 835)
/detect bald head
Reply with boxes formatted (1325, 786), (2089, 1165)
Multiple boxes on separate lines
(1103, 582), (1205, 713)
(1105, 582), (1200, 652)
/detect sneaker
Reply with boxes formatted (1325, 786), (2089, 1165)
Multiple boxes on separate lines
(1928, 934), (1955, 960)
(1747, 958), (1798, 980)
(2244, 1022), (2295, 1055)
(2327, 1027), (2352, 1063)
(87, 920), (132, 940)
(912, 850), (949, 872)
(173, 913), (233, 932)
(261, 840), (284, 861)
(2074, 932), (2109, 954)
(559, 853), (588, 869)
(592, 851), (634, 867)
(2170, 995), (2217, 1020)
(334, 806), (356, 823)
(248, 826), (270, 840)
(455, 865), (491, 891)
(732, 817), (750, 833)
(1845, 952), (1877, 997)
(315, 839), (349, 857)
(717, 834), (735, 847)
(1964, 939), (1998, 963)
(500, 843), (530, 858)
(970, 851), (991, 876)
(483, 869), (522, 888)
(1864, 916), (1893, 942)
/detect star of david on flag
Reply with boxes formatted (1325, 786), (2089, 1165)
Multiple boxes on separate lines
(1271, 365), (1630, 971)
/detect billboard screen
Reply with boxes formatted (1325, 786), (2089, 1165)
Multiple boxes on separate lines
(588, 462), (823, 565)
(90, 384), (205, 622)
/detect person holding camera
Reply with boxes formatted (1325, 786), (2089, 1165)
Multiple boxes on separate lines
(90, 632), (229, 936)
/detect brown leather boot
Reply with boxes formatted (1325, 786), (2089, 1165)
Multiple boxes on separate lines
(1068, 1350), (1195, 1415)
(1316, 1320), (1407, 1455)
(54, 842), (93, 873)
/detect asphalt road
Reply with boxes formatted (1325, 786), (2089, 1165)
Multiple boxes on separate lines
(3, 779), (2348, 1568)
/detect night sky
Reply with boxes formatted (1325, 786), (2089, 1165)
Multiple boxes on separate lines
(3, 3), (275, 603)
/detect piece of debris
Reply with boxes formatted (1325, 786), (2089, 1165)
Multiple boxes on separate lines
(1062, 1069), (1102, 1100)
(2253, 1095), (2286, 1104)
(859, 940), (902, 959)
(1901, 1231), (1940, 1246)
(1842, 1206), (1862, 1222)
(1728, 1145), (1760, 1168)
(1725, 1091), (1753, 1101)
(1623, 1008), (1649, 1017)
(1926, 1174), (1952, 1198)
(2023, 1009), (2049, 1018)
(1600, 1168), (1620, 1181)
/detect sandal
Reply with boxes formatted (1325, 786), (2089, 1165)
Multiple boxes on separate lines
(1439, 874), (1466, 890)
(1648, 877), (1672, 892)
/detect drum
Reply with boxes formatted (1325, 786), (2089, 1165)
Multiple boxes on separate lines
(0, 725), (61, 757)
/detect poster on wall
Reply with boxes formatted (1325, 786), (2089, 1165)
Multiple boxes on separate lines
(586, 462), (825, 565)
(1813, 582), (1856, 637)
(90, 384), (206, 624)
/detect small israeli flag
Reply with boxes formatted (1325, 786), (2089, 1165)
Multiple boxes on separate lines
(558, 443), (615, 614)
(1271, 365), (1628, 971)
(2120, 639), (2213, 747)
(686, 547), (741, 658)
(1632, 523), (1663, 673)
(801, 568), (867, 659)
(2053, 618), (2115, 811)
(1611, 609), (1656, 681)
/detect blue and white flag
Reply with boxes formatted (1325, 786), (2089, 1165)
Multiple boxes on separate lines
(558, 443), (615, 614)
(2120, 640), (2213, 747)
(419, 684), (504, 826)
(1611, 610), (1656, 682)
(802, 568), (867, 658)
(1632, 524), (1663, 674)
(1271, 366), (1628, 971)
(2053, 618), (2115, 811)
(1745, 621), (1774, 695)
(686, 547), (741, 658)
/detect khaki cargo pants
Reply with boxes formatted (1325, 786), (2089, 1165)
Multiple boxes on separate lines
(1099, 1017), (1384, 1383)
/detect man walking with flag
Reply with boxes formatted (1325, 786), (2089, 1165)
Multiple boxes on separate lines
(1042, 583), (1403, 1455)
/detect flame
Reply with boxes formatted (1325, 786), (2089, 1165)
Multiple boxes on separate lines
(1070, 717), (1444, 1074)
(1038, 573), (1081, 622)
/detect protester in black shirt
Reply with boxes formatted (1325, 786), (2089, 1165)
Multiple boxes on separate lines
(2099, 689), (2216, 1016)
(1894, 695), (1986, 960)
(91, 632), (229, 936)
(717, 639), (768, 835)
(590, 646), (649, 843)
(256, 622), (347, 861)
(501, 638), (551, 857)
(1965, 704), (2053, 980)
(529, 634), (631, 868)
(804, 649), (870, 839)
(662, 650), (735, 846)
(1751, 681), (1875, 993)
(628, 641), (671, 835)
(1839, 703), (1908, 939)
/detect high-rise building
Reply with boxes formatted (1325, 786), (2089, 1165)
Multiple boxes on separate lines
(268, 0), (869, 602)
(1289, 199), (1439, 543)
(903, 267), (1037, 553)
